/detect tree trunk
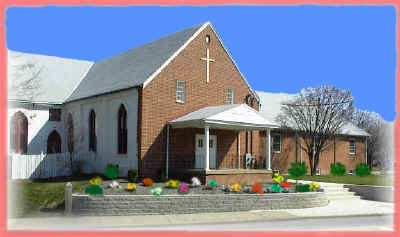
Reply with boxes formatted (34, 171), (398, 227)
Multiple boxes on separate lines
(308, 151), (314, 176)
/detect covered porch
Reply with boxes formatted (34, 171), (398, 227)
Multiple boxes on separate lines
(166, 104), (279, 185)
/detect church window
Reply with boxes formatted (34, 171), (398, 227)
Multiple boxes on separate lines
(10, 111), (28, 154)
(226, 88), (234, 104)
(176, 81), (185, 103)
(47, 130), (61, 154)
(118, 104), (128, 154)
(49, 108), (61, 121)
(67, 113), (74, 153)
(89, 110), (97, 152)
(205, 35), (211, 44)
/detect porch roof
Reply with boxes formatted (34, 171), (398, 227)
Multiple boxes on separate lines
(169, 104), (279, 130)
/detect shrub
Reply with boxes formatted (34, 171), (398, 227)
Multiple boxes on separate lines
(105, 164), (119, 180)
(85, 184), (104, 195)
(288, 162), (308, 182)
(295, 184), (310, 192)
(330, 162), (346, 176)
(355, 163), (370, 177)
(127, 169), (138, 183)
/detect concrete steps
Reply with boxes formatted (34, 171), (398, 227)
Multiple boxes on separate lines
(287, 179), (361, 201)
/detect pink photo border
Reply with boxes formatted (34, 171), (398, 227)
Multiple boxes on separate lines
(0, 1), (398, 236)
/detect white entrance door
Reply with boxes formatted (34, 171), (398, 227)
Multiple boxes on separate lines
(195, 134), (217, 169)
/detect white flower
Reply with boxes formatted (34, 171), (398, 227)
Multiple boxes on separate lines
(191, 177), (201, 187)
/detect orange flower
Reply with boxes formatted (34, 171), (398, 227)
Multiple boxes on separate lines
(252, 183), (264, 194)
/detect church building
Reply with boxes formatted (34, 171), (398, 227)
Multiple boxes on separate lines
(7, 22), (369, 184)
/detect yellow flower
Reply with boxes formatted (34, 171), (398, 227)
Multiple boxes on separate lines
(230, 183), (242, 192)
(273, 175), (284, 184)
(166, 179), (179, 188)
(310, 183), (320, 191)
(126, 183), (137, 191)
(89, 176), (103, 185)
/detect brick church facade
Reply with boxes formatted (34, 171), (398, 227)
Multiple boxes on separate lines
(7, 22), (369, 183)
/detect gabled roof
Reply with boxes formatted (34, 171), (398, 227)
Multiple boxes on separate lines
(7, 50), (93, 104)
(256, 91), (370, 137)
(66, 23), (205, 102)
(169, 104), (278, 130)
(66, 22), (260, 103)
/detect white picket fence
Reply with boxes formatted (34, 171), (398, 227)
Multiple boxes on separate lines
(8, 152), (97, 179)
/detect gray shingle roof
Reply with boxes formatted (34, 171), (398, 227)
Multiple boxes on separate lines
(170, 104), (278, 129)
(66, 23), (205, 102)
(256, 91), (370, 137)
(7, 50), (93, 104)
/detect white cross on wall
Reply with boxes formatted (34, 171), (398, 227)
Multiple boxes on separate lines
(201, 48), (215, 83)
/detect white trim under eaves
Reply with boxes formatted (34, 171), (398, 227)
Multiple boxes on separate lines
(142, 22), (210, 88)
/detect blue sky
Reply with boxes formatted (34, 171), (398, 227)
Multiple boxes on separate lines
(6, 6), (397, 121)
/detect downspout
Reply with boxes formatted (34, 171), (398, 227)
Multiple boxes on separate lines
(166, 124), (170, 179)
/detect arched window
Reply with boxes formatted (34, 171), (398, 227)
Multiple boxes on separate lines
(89, 110), (96, 152)
(118, 104), (128, 154)
(47, 130), (61, 154)
(67, 113), (74, 153)
(10, 111), (28, 154)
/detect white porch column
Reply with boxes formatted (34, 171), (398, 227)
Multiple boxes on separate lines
(265, 128), (271, 170)
(204, 126), (210, 171)
(237, 131), (240, 169)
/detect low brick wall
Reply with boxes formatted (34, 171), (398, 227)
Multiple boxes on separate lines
(343, 184), (394, 202)
(71, 193), (329, 216)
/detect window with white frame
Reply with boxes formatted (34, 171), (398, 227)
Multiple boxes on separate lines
(272, 134), (281, 153)
(176, 81), (185, 103)
(349, 140), (356, 154)
(226, 88), (234, 104)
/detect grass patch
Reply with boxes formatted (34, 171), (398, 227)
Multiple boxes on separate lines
(8, 178), (89, 218)
(288, 174), (393, 186)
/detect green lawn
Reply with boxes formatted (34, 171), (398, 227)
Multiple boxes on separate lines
(8, 178), (89, 218)
(288, 174), (393, 186)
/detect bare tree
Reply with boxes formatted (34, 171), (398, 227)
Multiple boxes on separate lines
(277, 85), (354, 175)
(8, 51), (43, 101)
(349, 108), (383, 168)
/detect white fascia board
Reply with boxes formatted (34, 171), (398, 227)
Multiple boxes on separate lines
(142, 22), (210, 89)
(204, 119), (278, 130)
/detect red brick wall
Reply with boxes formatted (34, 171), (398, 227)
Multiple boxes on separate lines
(259, 130), (367, 175)
(139, 25), (260, 177)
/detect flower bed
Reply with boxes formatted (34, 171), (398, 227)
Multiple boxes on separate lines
(77, 178), (323, 196)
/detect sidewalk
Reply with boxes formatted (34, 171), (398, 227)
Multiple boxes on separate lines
(8, 199), (394, 230)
